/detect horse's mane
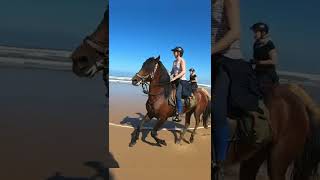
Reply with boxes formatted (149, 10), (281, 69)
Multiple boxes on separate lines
(155, 59), (172, 98)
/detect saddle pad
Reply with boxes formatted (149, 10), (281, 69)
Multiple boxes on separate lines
(168, 89), (197, 109)
(228, 100), (272, 144)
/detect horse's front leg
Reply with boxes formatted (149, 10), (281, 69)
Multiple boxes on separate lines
(190, 111), (201, 143)
(151, 118), (167, 147)
(129, 114), (150, 147)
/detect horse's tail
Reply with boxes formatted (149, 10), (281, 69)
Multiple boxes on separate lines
(291, 111), (320, 179)
(289, 84), (320, 179)
(200, 88), (211, 128)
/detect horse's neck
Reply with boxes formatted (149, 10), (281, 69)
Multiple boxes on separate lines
(149, 66), (170, 97)
(92, 15), (108, 44)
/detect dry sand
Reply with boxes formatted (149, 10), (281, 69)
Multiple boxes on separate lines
(0, 67), (109, 180)
(109, 83), (211, 180)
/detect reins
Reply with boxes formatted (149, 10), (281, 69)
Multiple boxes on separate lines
(135, 62), (172, 96)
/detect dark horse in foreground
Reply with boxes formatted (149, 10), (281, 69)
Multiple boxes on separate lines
(130, 56), (211, 147)
(214, 82), (320, 180)
(70, 8), (118, 169)
(71, 9), (108, 80)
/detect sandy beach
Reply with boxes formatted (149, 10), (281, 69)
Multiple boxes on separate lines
(0, 67), (111, 180)
(108, 80), (320, 180)
(109, 82), (211, 180)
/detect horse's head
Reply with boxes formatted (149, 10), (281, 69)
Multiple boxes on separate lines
(132, 56), (160, 86)
(70, 10), (108, 78)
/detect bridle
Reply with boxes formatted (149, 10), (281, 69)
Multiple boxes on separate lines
(84, 36), (109, 97)
(134, 62), (171, 95)
(84, 36), (108, 58)
(135, 63), (159, 94)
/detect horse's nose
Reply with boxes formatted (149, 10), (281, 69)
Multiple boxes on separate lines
(132, 78), (138, 85)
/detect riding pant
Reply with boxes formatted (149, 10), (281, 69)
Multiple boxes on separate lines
(176, 79), (183, 114)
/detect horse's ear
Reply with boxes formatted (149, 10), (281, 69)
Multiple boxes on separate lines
(155, 55), (160, 62)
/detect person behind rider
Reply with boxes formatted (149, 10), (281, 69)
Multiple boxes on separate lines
(250, 22), (279, 95)
(213, 0), (253, 176)
(170, 46), (187, 122)
(189, 68), (198, 92)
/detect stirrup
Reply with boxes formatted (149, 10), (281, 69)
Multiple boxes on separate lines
(172, 113), (182, 122)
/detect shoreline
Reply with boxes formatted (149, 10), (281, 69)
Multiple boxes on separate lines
(0, 45), (319, 83)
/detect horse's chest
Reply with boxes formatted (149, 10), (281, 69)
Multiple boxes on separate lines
(146, 98), (166, 115)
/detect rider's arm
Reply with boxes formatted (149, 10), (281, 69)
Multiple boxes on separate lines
(257, 49), (277, 65)
(170, 62), (175, 75)
(171, 60), (186, 81)
(212, 0), (241, 55)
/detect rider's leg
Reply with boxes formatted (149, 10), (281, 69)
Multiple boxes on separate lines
(173, 82), (183, 122)
(176, 82), (183, 114)
(213, 67), (231, 165)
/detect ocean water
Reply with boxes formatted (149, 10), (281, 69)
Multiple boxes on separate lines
(110, 70), (212, 87)
(0, 0), (106, 50)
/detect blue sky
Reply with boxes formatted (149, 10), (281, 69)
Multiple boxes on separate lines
(109, 0), (211, 84)
(241, 1), (320, 74)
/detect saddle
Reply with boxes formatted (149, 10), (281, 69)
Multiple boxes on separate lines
(228, 100), (272, 145)
(168, 84), (197, 111)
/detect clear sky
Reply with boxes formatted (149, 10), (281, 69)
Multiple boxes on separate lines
(241, 1), (320, 74)
(109, 0), (211, 84)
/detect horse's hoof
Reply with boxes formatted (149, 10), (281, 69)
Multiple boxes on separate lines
(129, 141), (136, 147)
(190, 137), (194, 143)
(176, 139), (181, 145)
(160, 140), (167, 146)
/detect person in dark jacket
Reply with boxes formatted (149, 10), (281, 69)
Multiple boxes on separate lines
(250, 22), (279, 95)
(189, 68), (198, 92)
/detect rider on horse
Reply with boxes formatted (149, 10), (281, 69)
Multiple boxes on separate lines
(189, 68), (198, 92)
(212, 0), (264, 176)
(250, 22), (279, 95)
(170, 46), (187, 122)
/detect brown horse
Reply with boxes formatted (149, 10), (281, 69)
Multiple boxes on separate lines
(71, 9), (108, 78)
(214, 83), (320, 180)
(130, 56), (211, 147)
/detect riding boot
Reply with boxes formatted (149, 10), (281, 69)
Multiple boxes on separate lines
(173, 99), (183, 122)
(213, 161), (225, 180)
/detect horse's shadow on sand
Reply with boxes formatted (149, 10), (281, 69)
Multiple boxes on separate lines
(120, 113), (192, 146)
(46, 152), (118, 180)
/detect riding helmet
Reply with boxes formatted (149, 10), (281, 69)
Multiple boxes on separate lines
(250, 22), (269, 34)
(171, 46), (184, 56)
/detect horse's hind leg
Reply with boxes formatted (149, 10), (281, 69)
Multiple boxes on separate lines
(240, 146), (269, 180)
(151, 118), (167, 147)
(190, 110), (201, 143)
(269, 139), (303, 180)
(129, 114), (150, 147)
(177, 110), (193, 144)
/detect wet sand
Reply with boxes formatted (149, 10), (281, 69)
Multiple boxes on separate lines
(0, 67), (110, 180)
(109, 83), (211, 180)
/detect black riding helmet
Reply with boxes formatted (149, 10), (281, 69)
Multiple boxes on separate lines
(250, 22), (269, 34)
(189, 68), (195, 72)
(171, 46), (184, 57)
